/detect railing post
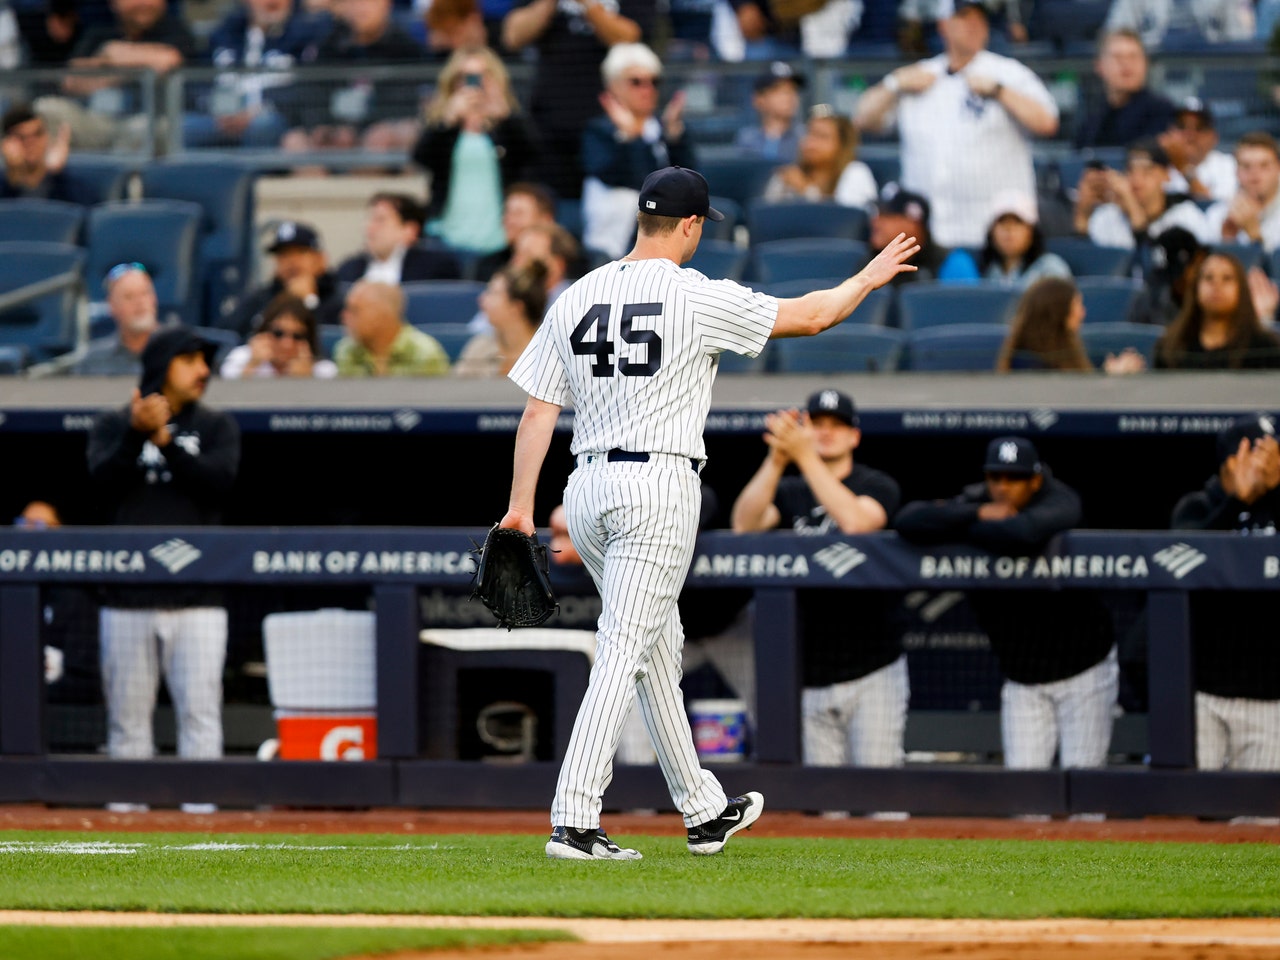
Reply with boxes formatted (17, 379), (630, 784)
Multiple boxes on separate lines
(1146, 588), (1195, 769)
(0, 586), (44, 756)
(752, 586), (800, 763)
(374, 585), (419, 760)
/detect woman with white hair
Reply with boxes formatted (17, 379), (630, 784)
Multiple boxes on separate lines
(580, 42), (696, 260)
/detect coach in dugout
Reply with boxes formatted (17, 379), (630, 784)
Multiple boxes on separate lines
(895, 437), (1118, 772)
(1172, 414), (1280, 772)
(853, 0), (1058, 249)
(86, 327), (240, 812)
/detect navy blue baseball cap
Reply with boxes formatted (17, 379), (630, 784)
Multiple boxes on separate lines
(266, 220), (322, 253)
(984, 436), (1042, 476)
(807, 388), (858, 427)
(638, 167), (724, 221)
(1216, 413), (1277, 463)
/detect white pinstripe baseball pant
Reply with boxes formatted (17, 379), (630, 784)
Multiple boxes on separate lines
(99, 607), (227, 759)
(1196, 692), (1280, 771)
(554, 455), (729, 830)
(802, 654), (909, 767)
(1001, 645), (1118, 769)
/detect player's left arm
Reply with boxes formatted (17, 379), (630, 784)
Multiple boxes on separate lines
(501, 396), (562, 536)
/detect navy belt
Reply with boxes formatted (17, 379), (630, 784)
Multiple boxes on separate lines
(583, 449), (699, 472)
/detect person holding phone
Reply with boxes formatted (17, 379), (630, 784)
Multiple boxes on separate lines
(412, 45), (540, 256)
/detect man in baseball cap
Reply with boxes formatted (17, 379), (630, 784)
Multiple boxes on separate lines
(225, 220), (343, 338)
(1163, 96), (1236, 203)
(638, 166), (724, 222)
(735, 62), (805, 163)
(870, 184), (961, 284)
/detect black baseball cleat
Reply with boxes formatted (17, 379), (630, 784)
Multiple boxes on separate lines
(545, 825), (643, 860)
(686, 791), (764, 855)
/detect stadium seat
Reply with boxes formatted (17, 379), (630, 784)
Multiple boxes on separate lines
(1076, 276), (1144, 324)
(0, 199), (86, 245)
(192, 326), (240, 369)
(1028, 0), (1109, 50)
(1045, 237), (1133, 277)
(686, 239), (749, 281)
(706, 196), (742, 243)
(773, 326), (906, 373)
(402, 280), (485, 326)
(697, 156), (776, 208)
(140, 158), (257, 326)
(764, 281), (894, 327)
(1211, 243), (1267, 272)
(417, 322), (474, 364)
(896, 282), (1020, 330)
(905, 323), (1009, 371)
(62, 154), (136, 204)
(1054, 149), (1125, 197)
(1079, 322), (1164, 367)
(749, 237), (869, 284)
(0, 241), (85, 362)
(86, 200), (203, 324)
(555, 198), (583, 240)
(0, 344), (26, 374)
(860, 153), (900, 191)
(746, 200), (870, 244)
(318, 324), (344, 360)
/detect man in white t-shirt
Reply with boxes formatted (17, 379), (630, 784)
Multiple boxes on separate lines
(1162, 97), (1237, 204)
(853, 0), (1058, 248)
(1206, 131), (1280, 252)
(1076, 139), (1211, 249)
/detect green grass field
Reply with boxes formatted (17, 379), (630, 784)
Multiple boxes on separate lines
(0, 831), (1277, 919)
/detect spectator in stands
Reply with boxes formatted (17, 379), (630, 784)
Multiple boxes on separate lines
(1075, 139), (1211, 248)
(1074, 29), (1175, 151)
(870, 184), (976, 285)
(581, 42), (694, 259)
(855, 0), (1058, 248)
(1104, 0), (1254, 50)
(334, 280), (450, 375)
(86, 326), (240, 810)
(1156, 251), (1280, 368)
(959, 189), (1072, 287)
(896, 437), (1119, 773)
(284, 0), (424, 159)
(224, 221), (344, 339)
(454, 260), (547, 376)
(0, 104), (91, 204)
(470, 181), (557, 282)
(731, 389), (907, 779)
(72, 263), (161, 377)
(1172, 413), (1280, 771)
(1206, 132), (1280, 251)
(511, 221), (579, 303)
(424, 0), (493, 58)
(335, 193), (462, 284)
(412, 46), (540, 258)
(762, 104), (877, 210)
(185, 0), (330, 149)
(502, 0), (649, 203)
(734, 60), (804, 164)
(1136, 224), (1207, 325)
(898, 0), (1026, 56)
(15, 0), (83, 64)
(1160, 98), (1236, 204)
(219, 293), (338, 378)
(38, 0), (195, 151)
(996, 276), (1146, 373)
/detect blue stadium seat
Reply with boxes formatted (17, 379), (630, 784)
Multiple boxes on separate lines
(896, 282), (1019, 330)
(1079, 322), (1164, 367)
(402, 280), (485, 326)
(773, 326), (906, 373)
(1054, 149), (1126, 197)
(763, 277), (847, 298)
(1076, 276), (1144, 324)
(697, 157), (776, 208)
(0, 199), (86, 245)
(62, 154), (136, 204)
(1211, 243), (1267, 272)
(556, 198), (583, 240)
(706, 196), (742, 242)
(417, 322), (474, 364)
(746, 200), (870, 244)
(1046, 237), (1133, 277)
(86, 200), (203, 323)
(749, 237), (869, 284)
(906, 323), (1009, 371)
(318, 324), (344, 361)
(192, 326), (240, 369)
(0, 344), (27, 374)
(140, 158), (257, 327)
(686, 239), (749, 281)
(1028, 0), (1109, 50)
(0, 240), (85, 361)
(860, 153), (900, 191)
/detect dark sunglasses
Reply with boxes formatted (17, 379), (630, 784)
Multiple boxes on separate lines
(269, 328), (308, 342)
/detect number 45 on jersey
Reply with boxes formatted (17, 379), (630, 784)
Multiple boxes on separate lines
(571, 302), (664, 378)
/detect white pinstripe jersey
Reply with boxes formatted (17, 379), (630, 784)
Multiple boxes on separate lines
(892, 50), (1059, 248)
(508, 257), (777, 460)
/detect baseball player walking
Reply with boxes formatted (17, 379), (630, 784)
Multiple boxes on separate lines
(500, 165), (919, 860)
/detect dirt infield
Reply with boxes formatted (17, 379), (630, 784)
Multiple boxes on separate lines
(3, 805), (1277, 960)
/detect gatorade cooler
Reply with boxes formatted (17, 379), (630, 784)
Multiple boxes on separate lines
(262, 610), (376, 760)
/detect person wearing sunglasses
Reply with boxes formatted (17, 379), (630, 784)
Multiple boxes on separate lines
(219, 293), (337, 378)
(581, 42), (695, 260)
(72, 262), (163, 377)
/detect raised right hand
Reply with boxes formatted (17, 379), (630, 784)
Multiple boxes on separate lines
(860, 233), (920, 289)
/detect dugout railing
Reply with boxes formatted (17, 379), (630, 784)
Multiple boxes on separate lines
(0, 527), (1276, 819)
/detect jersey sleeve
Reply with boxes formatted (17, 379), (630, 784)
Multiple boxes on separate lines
(686, 278), (777, 358)
(507, 316), (569, 405)
(853, 468), (902, 517)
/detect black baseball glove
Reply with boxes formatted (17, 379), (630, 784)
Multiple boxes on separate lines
(470, 524), (559, 629)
